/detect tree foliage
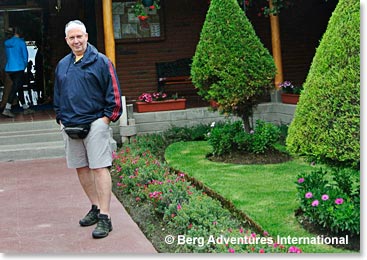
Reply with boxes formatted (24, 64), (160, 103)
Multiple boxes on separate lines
(191, 0), (276, 132)
(286, 0), (360, 168)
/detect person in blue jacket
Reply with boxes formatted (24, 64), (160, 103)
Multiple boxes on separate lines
(2, 27), (33, 118)
(53, 20), (122, 239)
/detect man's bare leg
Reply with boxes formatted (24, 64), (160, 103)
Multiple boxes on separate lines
(77, 166), (100, 207)
(92, 167), (112, 217)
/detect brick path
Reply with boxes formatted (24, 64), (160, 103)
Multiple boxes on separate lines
(0, 158), (157, 253)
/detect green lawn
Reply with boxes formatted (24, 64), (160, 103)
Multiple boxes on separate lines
(165, 141), (354, 253)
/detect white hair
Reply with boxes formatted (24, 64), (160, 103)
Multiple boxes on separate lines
(65, 20), (87, 36)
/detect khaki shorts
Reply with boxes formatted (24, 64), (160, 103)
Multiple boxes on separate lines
(61, 118), (112, 169)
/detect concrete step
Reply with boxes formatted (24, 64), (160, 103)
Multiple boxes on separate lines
(0, 120), (59, 132)
(0, 129), (62, 145)
(0, 141), (65, 162)
(0, 120), (65, 161)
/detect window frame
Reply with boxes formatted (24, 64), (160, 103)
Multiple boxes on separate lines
(112, 0), (165, 43)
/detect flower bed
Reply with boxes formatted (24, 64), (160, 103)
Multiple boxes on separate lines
(295, 168), (360, 251)
(111, 134), (302, 253)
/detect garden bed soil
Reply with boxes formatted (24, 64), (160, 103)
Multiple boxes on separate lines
(207, 149), (292, 164)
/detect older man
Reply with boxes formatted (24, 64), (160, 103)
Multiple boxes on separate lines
(53, 20), (122, 238)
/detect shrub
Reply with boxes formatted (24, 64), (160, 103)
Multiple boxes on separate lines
(191, 0), (276, 132)
(163, 124), (212, 143)
(247, 120), (281, 154)
(296, 168), (360, 236)
(286, 0), (360, 168)
(208, 121), (244, 156)
(208, 120), (281, 156)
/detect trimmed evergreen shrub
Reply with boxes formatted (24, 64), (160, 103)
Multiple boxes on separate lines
(286, 0), (360, 168)
(191, 0), (276, 132)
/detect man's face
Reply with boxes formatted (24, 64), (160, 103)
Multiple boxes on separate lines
(65, 27), (88, 56)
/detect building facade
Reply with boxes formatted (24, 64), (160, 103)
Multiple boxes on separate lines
(0, 0), (337, 110)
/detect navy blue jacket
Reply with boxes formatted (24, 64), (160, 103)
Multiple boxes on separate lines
(53, 44), (122, 126)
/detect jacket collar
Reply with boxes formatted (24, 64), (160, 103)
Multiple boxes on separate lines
(71, 43), (98, 67)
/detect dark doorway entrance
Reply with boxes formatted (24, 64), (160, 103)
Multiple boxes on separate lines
(0, 8), (45, 110)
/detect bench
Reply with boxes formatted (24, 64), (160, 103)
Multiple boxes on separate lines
(155, 58), (193, 93)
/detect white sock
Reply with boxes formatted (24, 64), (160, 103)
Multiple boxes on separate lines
(5, 103), (11, 110)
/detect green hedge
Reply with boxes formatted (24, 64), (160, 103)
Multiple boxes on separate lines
(190, 0), (276, 131)
(286, 0), (360, 168)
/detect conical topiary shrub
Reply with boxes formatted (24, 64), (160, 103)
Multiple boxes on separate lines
(191, 0), (276, 132)
(286, 0), (360, 168)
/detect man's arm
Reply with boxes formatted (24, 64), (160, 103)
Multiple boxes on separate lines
(103, 60), (122, 122)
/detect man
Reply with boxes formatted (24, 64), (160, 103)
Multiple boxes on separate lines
(2, 27), (32, 118)
(53, 20), (122, 239)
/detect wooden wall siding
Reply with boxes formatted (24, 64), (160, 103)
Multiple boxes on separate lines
(115, 0), (209, 103)
(40, 0), (336, 104)
(279, 0), (337, 86)
(115, 0), (336, 104)
(247, 0), (337, 87)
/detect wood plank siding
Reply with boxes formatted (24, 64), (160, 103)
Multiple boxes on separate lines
(1, 0), (337, 106)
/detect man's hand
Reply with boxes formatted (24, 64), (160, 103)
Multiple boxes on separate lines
(102, 116), (111, 125)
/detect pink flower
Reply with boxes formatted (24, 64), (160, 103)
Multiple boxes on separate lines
(112, 151), (118, 159)
(288, 246), (302, 253)
(259, 248), (265, 253)
(228, 248), (235, 253)
(335, 198), (344, 205)
(321, 194), (329, 201)
(297, 178), (305, 183)
(263, 231), (269, 236)
(177, 203), (182, 210)
(305, 192), (313, 199)
(311, 200), (319, 207)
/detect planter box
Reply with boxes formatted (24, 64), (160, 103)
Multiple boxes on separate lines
(135, 99), (186, 113)
(281, 93), (300, 105)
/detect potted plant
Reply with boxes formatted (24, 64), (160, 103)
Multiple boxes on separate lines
(279, 81), (303, 104)
(135, 92), (186, 113)
(132, 0), (160, 21)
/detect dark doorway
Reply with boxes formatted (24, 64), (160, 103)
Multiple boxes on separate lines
(0, 8), (46, 109)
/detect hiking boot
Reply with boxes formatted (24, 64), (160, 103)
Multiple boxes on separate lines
(23, 108), (35, 115)
(2, 109), (15, 118)
(79, 205), (100, 226)
(92, 214), (113, 239)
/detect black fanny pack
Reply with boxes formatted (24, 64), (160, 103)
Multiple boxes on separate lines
(64, 124), (91, 139)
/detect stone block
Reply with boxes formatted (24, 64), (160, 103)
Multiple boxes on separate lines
(120, 125), (137, 137)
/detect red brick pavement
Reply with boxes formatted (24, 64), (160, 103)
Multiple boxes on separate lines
(0, 158), (157, 254)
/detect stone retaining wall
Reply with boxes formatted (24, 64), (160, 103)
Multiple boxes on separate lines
(112, 102), (297, 143)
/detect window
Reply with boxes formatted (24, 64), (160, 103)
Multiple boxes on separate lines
(112, 0), (164, 42)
